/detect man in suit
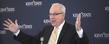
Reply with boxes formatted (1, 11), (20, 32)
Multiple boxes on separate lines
(3, 3), (89, 44)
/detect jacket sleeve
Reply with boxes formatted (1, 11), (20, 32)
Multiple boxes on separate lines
(14, 31), (40, 44)
(75, 32), (89, 44)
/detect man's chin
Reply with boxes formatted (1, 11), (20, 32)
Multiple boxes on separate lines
(51, 24), (56, 27)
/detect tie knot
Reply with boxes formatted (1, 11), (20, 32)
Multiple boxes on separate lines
(54, 27), (59, 33)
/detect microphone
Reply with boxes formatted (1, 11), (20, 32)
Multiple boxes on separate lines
(40, 37), (44, 44)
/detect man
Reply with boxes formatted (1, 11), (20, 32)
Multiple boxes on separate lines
(3, 3), (89, 44)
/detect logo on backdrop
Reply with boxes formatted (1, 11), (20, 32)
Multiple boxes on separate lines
(25, 0), (42, 7)
(19, 24), (33, 30)
(72, 12), (92, 18)
(0, 7), (15, 12)
(94, 32), (109, 38)
(105, 6), (109, 11)
(0, 24), (32, 34)
(43, 19), (50, 24)
(0, 30), (6, 34)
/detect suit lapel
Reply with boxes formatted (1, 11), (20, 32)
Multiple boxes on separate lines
(43, 26), (54, 44)
(57, 22), (67, 44)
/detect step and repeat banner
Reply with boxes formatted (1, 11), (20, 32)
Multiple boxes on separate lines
(0, 0), (109, 44)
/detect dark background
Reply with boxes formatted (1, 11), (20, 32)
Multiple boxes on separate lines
(0, 0), (109, 44)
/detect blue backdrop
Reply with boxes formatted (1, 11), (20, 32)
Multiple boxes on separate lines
(0, 0), (109, 44)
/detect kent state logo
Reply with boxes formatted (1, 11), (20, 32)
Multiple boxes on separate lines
(72, 12), (92, 18)
(0, 7), (15, 12)
(25, 0), (42, 7)
(105, 6), (109, 11)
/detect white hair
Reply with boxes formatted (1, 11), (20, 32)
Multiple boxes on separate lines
(52, 3), (66, 14)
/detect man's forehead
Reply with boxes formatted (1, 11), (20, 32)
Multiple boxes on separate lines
(49, 5), (62, 13)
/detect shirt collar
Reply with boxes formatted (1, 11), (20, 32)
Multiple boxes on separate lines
(58, 20), (65, 30)
(54, 20), (65, 32)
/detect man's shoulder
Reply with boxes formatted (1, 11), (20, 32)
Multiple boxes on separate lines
(42, 24), (53, 32)
(64, 22), (76, 33)
(64, 22), (75, 28)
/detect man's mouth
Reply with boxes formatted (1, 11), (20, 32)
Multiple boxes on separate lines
(51, 20), (56, 23)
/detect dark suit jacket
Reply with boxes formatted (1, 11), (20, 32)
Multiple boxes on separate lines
(14, 22), (89, 44)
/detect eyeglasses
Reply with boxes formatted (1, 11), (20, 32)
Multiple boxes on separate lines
(49, 13), (63, 16)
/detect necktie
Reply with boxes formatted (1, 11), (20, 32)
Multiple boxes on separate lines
(48, 27), (58, 44)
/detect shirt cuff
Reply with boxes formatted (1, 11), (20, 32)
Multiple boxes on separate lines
(14, 30), (20, 36)
(76, 28), (83, 38)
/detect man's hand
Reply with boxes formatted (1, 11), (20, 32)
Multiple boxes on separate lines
(3, 19), (19, 33)
(75, 14), (81, 31)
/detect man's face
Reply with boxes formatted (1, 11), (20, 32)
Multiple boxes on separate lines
(49, 5), (65, 27)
